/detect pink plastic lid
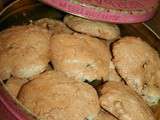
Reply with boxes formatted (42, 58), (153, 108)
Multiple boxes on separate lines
(41, 0), (159, 23)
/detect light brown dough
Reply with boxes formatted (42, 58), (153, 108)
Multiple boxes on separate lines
(50, 33), (110, 82)
(64, 15), (120, 41)
(100, 82), (155, 120)
(5, 77), (28, 97)
(35, 18), (73, 35)
(95, 109), (118, 120)
(18, 71), (100, 120)
(112, 36), (160, 106)
(0, 25), (50, 80)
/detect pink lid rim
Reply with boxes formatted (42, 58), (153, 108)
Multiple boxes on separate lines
(42, 0), (158, 23)
(78, 0), (159, 11)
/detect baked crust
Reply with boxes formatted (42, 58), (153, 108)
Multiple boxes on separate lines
(18, 71), (100, 120)
(0, 25), (50, 80)
(50, 33), (110, 82)
(64, 15), (120, 41)
(112, 36), (160, 106)
(35, 18), (73, 35)
(100, 82), (155, 120)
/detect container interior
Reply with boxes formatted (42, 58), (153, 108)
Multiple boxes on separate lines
(0, 0), (160, 119)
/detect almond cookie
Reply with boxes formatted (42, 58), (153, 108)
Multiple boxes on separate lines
(112, 36), (160, 106)
(64, 15), (120, 41)
(18, 71), (100, 120)
(100, 82), (155, 120)
(0, 25), (50, 80)
(50, 33), (110, 82)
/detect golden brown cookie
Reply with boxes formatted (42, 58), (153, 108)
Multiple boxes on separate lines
(112, 36), (160, 106)
(64, 15), (120, 41)
(50, 33), (110, 82)
(5, 77), (28, 97)
(0, 25), (50, 80)
(18, 71), (100, 120)
(100, 82), (155, 120)
(35, 18), (73, 35)
(95, 109), (118, 120)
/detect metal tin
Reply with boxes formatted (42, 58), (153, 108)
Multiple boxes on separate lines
(0, 0), (14, 11)
(40, 0), (159, 23)
(0, 0), (3, 11)
(0, 0), (160, 119)
(0, 82), (37, 120)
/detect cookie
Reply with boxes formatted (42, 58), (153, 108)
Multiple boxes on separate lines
(100, 82), (155, 120)
(18, 71), (100, 120)
(64, 15), (120, 41)
(35, 18), (73, 35)
(112, 36), (160, 106)
(0, 25), (50, 80)
(50, 33), (110, 82)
